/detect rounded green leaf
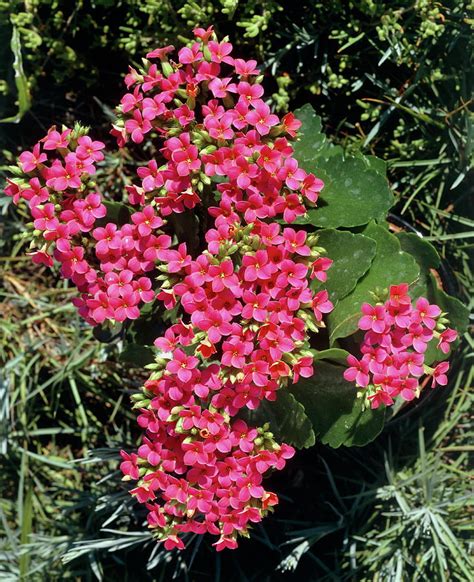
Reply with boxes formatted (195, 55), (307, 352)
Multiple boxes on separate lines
(315, 229), (377, 302)
(328, 222), (420, 343)
(290, 362), (385, 448)
(242, 390), (316, 449)
(119, 344), (155, 367)
(293, 104), (394, 228)
(427, 272), (469, 335)
(312, 348), (350, 362)
(396, 232), (440, 299)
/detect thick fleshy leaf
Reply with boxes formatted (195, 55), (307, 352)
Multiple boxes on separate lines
(396, 232), (440, 298)
(312, 348), (350, 362)
(119, 343), (155, 367)
(292, 103), (334, 160)
(293, 104), (394, 228)
(243, 390), (316, 449)
(314, 229), (377, 302)
(290, 362), (385, 448)
(427, 272), (469, 335)
(423, 272), (470, 365)
(328, 222), (420, 343)
(102, 200), (132, 225)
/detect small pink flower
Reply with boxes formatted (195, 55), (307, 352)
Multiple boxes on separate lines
(344, 355), (370, 387)
(131, 206), (163, 236)
(42, 128), (71, 150)
(431, 362), (449, 387)
(414, 297), (441, 329)
(312, 290), (334, 321)
(18, 144), (47, 172)
(166, 349), (199, 383)
(437, 328), (457, 354)
(246, 101), (279, 136)
(233, 58), (259, 76)
(178, 42), (203, 64)
(359, 304), (388, 334)
(309, 257), (333, 283)
(76, 136), (105, 162)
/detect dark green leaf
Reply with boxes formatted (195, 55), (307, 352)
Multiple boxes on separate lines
(312, 348), (350, 362)
(396, 232), (440, 298)
(293, 104), (394, 228)
(422, 272), (468, 366)
(292, 103), (335, 160)
(290, 362), (385, 448)
(328, 222), (420, 343)
(427, 273), (469, 336)
(243, 390), (316, 449)
(102, 200), (132, 226)
(92, 322), (123, 343)
(315, 229), (377, 302)
(119, 344), (155, 367)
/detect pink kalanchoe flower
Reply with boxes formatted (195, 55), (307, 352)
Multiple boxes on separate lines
(431, 362), (450, 387)
(414, 297), (442, 330)
(76, 135), (105, 161)
(343, 355), (370, 387)
(208, 40), (233, 63)
(193, 25), (214, 42)
(28, 250), (54, 267)
(6, 32), (348, 552)
(166, 349), (199, 383)
(18, 144), (47, 173)
(178, 42), (203, 64)
(310, 257), (333, 282)
(246, 101), (279, 136)
(241, 250), (274, 282)
(281, 112), (302, 137)
(131, 206), (164, 237)
(312, 290), (334, 321)
(42, 128), (71, 150)
(233, 58), (259, 76)
(359, 303), (388, 334)
(282, 228), (311, 256)
(437, 328), (457, 354)
(292, 356), (314, 383)
(388, 283), (411, 308)
(146, 45), (174, 60)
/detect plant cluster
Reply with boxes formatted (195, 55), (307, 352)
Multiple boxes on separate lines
(4, 27), (466, 557)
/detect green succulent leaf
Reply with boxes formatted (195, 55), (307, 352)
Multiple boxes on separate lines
(243, 390), (316, 449)
(290, 362), (385, 448)
(293, 104), (394, 228)
(427, 273), (469, 335)
(102, 200), (132, 225)
(328, 222), (420, 343)
(423, 273), (469, 366)
(119, 344), (155, 367)
(312, 348), (350, 362)
(314, 229), (377, 302)
(396, 232), (440, 298)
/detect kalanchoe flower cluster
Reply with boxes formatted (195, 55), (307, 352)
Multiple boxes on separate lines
(6, 28), (334, 551)
(7, 26), (458, 553)
(114, 28), (334, 550)
(344, 284), (458, 409)
(5, 128), (170, 325)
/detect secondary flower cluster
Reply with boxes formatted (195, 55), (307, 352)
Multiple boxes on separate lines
(344, 284), (457, 408)
(5, 128), (171, 325)
(6, 28), (334, 551)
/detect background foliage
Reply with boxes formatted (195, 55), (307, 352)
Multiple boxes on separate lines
(0, 1), (472, 580)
